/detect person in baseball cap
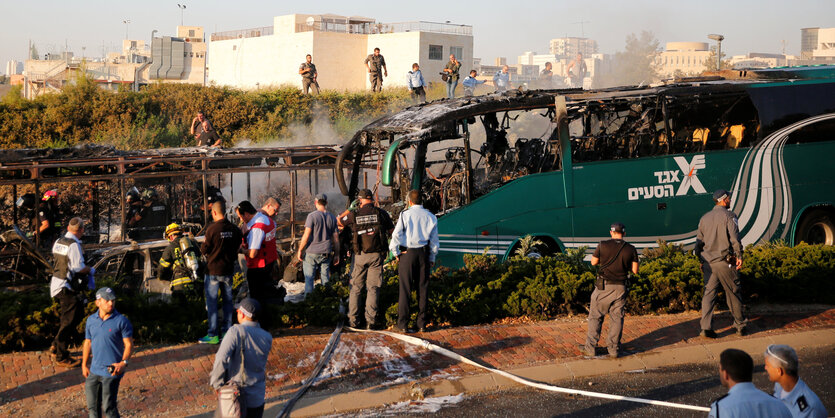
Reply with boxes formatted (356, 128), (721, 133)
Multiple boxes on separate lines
(610, 222), (625, 233)
(357, 189), (373, 199)
(235, 297), (261, 320)
(314, 193), (328, 203)
(95, 287), (116, 301)
(713, 189), (731, 202)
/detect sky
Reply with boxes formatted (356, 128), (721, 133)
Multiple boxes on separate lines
(1, 0), (831, 74)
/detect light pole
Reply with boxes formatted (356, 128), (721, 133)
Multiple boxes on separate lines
(123, 20), (131, 40)
(708, 34), (724, 71)
(177, 4), (186, 26)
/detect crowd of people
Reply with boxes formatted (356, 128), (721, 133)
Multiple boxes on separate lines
(32, 179), (828, 417)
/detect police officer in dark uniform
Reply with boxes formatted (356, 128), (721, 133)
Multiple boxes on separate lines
(158, 223), (203, 303)
(125, 187), (144, 240)
(50, 217), (93, 368)
(584, 222), (639, 358)
(15, 193), (38, 234)
(139, 188), (169, 239)
(339, 189), (394, 329)
(38, 189), (63, 248)
(696, 189), (747, 338)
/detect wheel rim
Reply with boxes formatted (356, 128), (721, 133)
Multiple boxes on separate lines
(807, 221), (835, 245)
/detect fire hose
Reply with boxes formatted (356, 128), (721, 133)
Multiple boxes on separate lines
(277, 313), (710, 416)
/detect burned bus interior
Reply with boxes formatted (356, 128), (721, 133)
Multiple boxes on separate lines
(338, 81), (769, 217)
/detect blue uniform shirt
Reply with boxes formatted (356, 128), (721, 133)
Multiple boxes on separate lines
(709, 382), (792, 418)
(773, 379), (828, 418)
(85, 310), (133, 378)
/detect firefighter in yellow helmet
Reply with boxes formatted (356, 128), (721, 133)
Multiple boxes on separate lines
(157, 223), (203, 303)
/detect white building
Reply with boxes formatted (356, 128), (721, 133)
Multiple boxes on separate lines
(656, 42), (711, 78)
(549, 37), (598, 58)
(5, 60), (23, 76)
(730, 53), (791, 69)
(208, 14), (473, 91)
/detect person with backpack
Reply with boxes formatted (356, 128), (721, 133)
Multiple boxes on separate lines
(583, 222), (639, 358)
(157, 223), (203, 303)
(339, 189), (394, 329)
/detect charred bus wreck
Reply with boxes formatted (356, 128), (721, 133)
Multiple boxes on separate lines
(338, 66), (835, 268)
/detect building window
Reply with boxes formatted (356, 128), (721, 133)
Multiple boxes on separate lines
(189, 30), (195, 37)
(429, 45), (443, 60)
(450, 46), (463, 59)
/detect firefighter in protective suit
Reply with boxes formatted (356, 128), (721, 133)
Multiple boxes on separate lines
(157, 223), (203, 302)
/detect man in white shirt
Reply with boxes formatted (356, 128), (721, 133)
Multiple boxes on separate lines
(50, 217), (93, 367)
(764, 344), (828, 418)
(389, 190), (439, 333)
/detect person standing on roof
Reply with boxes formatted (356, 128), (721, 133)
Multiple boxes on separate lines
(339, 189), (394, 330)
(493, 65), (511, 92)
(296, 193), (339, 296)
(50, 217), (93, 368)
(199, 201), (243, 345)
(407, 63), (427, 103)
(364, 47), (387, 93)
(443, 54), (462, 99)
(299, 54), (319, 95)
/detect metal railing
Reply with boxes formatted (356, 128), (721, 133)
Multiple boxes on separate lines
(294, 20), (472, 36)
(210, 26), (274, 42)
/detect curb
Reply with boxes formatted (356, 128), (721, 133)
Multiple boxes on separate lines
(271, 327), (835, 417)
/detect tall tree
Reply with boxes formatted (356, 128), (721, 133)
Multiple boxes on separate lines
(595, 31), (661, 88)
(702, 45), (731, 72)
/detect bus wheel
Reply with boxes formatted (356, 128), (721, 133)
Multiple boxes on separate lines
(795, 208), (835, 246)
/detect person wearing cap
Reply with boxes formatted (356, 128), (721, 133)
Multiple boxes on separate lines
(38, 189), (63, 248)
(199, 201), (244, 345)
(584, 222), (639, 358)
(296, 193), (339, 296)
(764, 344), (828, 418)
(138, 188), (169, 239)
(339, 189), (394, 329)
(82, 287), (134, 418)
(210, 298), (273, 418)
(709, 348), (791, 418)
(236, 200), (279, 309)
(50, 217), (93, 368)
(389, 190), (439, 333)
(696, 189), (747, 338)
(125, 187), (145, 240)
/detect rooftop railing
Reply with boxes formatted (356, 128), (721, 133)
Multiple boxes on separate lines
(210, 26), (274, 42)
(293, 20), (472, 36)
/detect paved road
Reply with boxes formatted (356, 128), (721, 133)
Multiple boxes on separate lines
(362, 345), (834, 417)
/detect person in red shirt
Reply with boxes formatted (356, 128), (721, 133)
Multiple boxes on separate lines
(235, 201), (277, 310)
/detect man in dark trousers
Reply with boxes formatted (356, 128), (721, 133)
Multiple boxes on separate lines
(199, 201), (243, 345)
(82, 287), (133, 418)
(339, 189), (394, 329)
(50, 217), (92, 367)
(364, 47), (387, 93)
(696, 189), (747, 338)
(584, 222), (639, 359)
(389, 190), (439, 333)
(236, 200), (278, 308)
(299, 54), (319, 95)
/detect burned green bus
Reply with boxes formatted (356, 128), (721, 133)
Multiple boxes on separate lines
(336, 66), (835, 268)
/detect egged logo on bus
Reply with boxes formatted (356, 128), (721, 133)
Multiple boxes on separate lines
(627, 155), (706, 201)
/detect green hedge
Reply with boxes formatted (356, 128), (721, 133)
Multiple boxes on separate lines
(2, 242), (833, 353)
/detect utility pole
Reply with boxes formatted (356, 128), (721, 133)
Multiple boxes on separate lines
(708, 34), (724, 71)
(123, 19), (131, 40)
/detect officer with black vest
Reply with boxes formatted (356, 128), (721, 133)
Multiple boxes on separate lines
(138, 188), (169, 239)
(584, 222), (639, 359)
(50, 217), (94, 368)
(38, 189), (63, 248)
(339, 189), (394, 329)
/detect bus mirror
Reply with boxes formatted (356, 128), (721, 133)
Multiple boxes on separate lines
(381, 138), (403, 187)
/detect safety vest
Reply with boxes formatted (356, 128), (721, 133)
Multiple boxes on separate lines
(246, 212), (277, 269)
(52, 236), (86, 292)
(351, 205), (388, 255)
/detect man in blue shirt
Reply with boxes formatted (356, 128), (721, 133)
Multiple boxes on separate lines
(389, 190), (439, 333)
(406, 63), (427, 103)
(462, 70), (487, 96)
(709, 348), (791, 418)
(493, 65), (511, 92)
(764, 344), (828, 418)
(210, 298), (273, 418)
(296, 193), (340, 296)
(82, 287), (134, 418)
